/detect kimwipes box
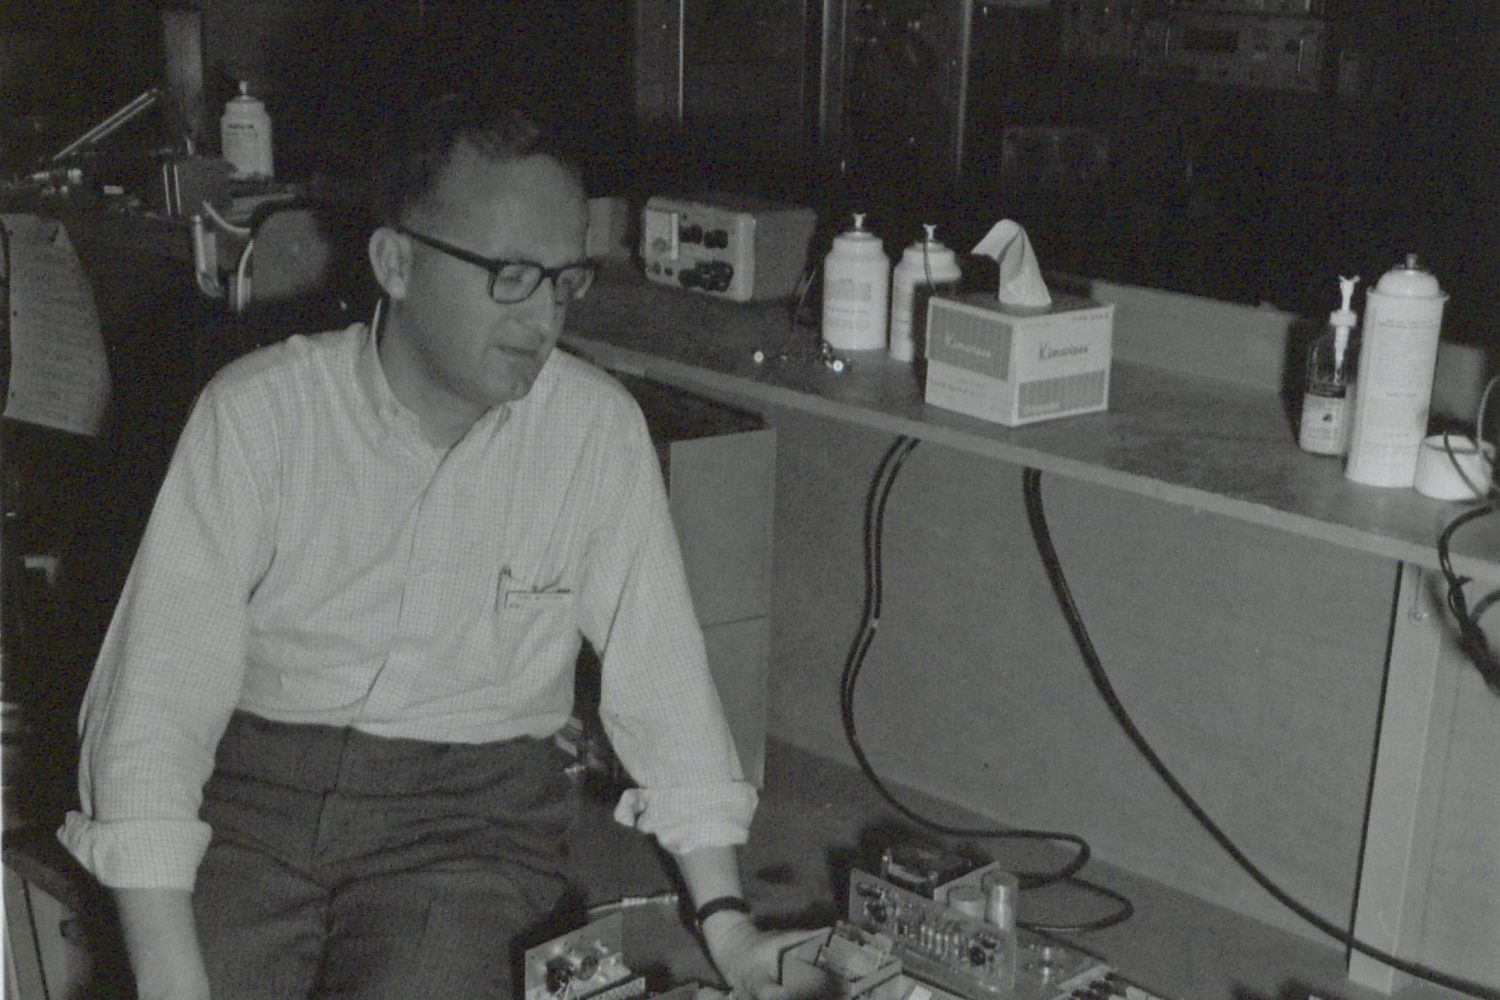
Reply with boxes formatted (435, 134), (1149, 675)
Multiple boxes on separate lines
(923, 291), (1114, 426)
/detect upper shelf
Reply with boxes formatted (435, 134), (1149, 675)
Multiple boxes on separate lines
(563, 271), (1500, 580)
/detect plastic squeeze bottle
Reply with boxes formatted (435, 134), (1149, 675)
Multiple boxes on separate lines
(821, 213), (890, 352)
(889, 223), (961, 363)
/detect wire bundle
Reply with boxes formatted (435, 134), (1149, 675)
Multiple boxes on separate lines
(1435, 375), (1500, 696)
(837, 427), (1500, 993)
(1023, 466), (1500, 998)
(838, 436), (1132, 934)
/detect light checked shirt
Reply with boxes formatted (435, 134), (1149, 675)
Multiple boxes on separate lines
(60, 322), (755, 890)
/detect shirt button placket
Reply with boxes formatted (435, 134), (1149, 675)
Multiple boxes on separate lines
(363, 464), (449, 717)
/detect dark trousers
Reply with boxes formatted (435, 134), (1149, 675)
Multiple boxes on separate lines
(194, 711), (577, 1000)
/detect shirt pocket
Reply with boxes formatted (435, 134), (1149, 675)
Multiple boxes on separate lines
(457, 565), (578, 685)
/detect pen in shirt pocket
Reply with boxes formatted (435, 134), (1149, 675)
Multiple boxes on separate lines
(500, 565), (571, 610)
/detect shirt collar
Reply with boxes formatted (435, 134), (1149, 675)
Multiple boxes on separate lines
(356, 315), (416, 438)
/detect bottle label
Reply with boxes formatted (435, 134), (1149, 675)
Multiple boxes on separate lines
(1299, 391), (1348, 455)
(826, 275), (875, 303)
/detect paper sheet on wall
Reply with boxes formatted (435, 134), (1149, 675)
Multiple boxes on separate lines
(2, 214), (111, 437)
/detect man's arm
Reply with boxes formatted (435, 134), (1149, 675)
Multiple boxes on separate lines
(64, 383), (274, 998)
(115, 888), (211, 1000)
(578, 399), (825, 997)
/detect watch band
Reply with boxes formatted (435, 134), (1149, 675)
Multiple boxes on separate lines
(694, 895), (752, 927)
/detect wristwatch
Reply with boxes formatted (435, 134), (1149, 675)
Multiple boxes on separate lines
(694, 895), (752, 927)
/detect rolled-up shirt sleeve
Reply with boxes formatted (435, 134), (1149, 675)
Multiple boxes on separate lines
(577, 400), (757, 854)
(59, 380), (273, 889)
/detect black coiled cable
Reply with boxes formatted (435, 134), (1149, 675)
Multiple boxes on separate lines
(1437, 502), (1500, 697)
(839, 436), (1133, 933)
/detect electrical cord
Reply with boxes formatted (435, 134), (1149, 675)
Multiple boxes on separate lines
(1022, 465), (1500, 999)
(758, 264), (831, 369)
(839, 435), (1134, 934)
(1440, 430), (1490, 501)
(585, 891), (680, 920)
(199, 198), (252, 237)
(786, 264), (816, 348)
(1437, 500), (1500, 697)
(1434, 373), (1500, 697)
(1438, 373), (1498, 501)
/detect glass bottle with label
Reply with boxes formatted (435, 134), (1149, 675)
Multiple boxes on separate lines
(1299, 275), (1360, 456)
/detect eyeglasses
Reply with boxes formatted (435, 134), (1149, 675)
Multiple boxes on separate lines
(396, 226), (597, 304)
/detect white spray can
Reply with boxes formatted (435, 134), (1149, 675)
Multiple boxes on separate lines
(889, 223), (961, 363)
(1344, 254), (1447, 488)
(821, 213), (890, 352)
(221, 81), (274, 180)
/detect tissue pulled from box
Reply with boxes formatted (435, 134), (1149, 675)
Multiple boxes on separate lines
(973, 219), (1052, 308)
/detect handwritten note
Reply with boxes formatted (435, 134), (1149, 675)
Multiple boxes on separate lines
(3, 214), (111, 437)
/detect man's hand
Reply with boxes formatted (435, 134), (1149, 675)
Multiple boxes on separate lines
(699, 911), (833, 1000)
(671, 846), (835, 1000)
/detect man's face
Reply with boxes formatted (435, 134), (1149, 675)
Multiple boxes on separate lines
(379, 143), (588, 433)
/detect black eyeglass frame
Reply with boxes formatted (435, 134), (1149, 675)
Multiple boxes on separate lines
(395, 225), (597, 304)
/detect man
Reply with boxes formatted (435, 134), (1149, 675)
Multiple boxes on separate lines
(61, 94), (809, 1000)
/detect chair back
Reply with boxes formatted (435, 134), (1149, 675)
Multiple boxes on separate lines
(233, 200), (376, 329)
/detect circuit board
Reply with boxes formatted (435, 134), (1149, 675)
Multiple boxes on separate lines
(846, 870), (1176, 1000)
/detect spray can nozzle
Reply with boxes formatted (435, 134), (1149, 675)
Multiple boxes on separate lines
(1331, 274), (1360, 328)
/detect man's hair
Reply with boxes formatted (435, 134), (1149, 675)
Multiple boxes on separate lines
(370, 93), (575, 228)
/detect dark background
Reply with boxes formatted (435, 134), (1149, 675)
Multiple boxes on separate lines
(3, 0), (1499, 338)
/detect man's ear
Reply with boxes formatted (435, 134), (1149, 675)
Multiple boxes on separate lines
(369, 227), (410, 300)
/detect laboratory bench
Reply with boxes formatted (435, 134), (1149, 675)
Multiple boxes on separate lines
(564, 271), (1499, 580)
(559, 270), (1500, 998)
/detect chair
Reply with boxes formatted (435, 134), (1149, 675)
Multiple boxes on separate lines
(229, 199), (377, 328)
(188, 198), (378, 369)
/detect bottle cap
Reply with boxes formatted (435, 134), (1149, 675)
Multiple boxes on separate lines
(902, 223), (958, 271)
(1374, 253), (1442, 298)
(225, 81), (264, 112)
(909, 223), (949, 251)
(834, 212), (884, 256)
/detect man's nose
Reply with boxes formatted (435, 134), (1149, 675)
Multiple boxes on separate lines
(540, 273), (580, 308)
(510, 280), (568, 328)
